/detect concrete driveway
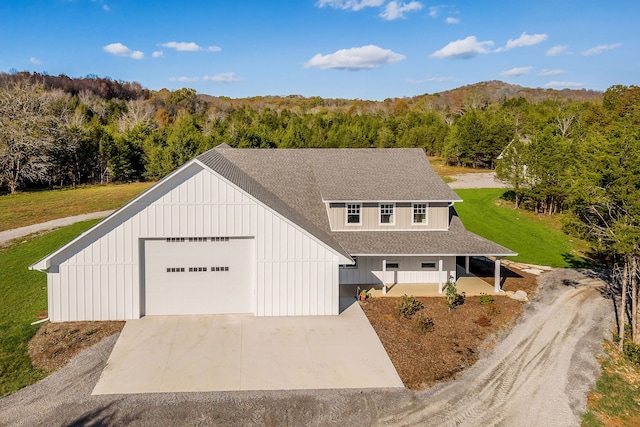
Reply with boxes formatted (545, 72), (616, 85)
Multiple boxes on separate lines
(92, 302), (403, 394)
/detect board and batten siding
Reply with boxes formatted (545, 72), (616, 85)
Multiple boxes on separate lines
(339, 256), (456, 285)
(327, 202), (450, 231)
(47, 162), (340, 321)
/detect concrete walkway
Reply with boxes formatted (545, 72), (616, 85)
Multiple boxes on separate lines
(92, 301), (403, 394)
(0, 210), (114, 246)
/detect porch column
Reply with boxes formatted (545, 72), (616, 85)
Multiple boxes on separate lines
(382, 259), (387, 294)
(437, 257), (444, 293)
(465, 256), (470, 274)
(494, 257), (502, 293)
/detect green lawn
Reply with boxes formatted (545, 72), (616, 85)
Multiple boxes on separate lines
(0, 182), (153, 232)
(0, 220), (99, 397)
(454, 189), (589, 268)
(581, 343), (640, 426)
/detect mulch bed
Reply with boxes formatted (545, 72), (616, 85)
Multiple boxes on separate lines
(29, 321), (125, 373)
(360, 264), (539, 390)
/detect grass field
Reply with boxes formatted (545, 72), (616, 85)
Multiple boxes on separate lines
(0, 182), (154, 232)
(0, 219), (99, 397)
(454, 189), (590, 268)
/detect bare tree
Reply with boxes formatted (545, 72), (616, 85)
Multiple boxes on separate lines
(0, 81), (58, 192)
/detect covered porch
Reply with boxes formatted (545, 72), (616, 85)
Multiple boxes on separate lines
(374, 255), (505, 295)
(341, 276), (496, 301)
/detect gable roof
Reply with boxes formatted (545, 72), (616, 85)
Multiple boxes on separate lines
(207, 145), (515, 257)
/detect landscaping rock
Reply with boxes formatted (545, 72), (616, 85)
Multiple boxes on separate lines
(511, 290), (529, 302)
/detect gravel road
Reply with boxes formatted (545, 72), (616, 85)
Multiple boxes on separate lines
(0, 210), (114, 246)
(448, 172), (508, 189)
(0, 269), (611, 426)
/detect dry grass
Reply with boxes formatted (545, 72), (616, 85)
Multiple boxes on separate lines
(0, 182), (154, 232)
(28, 321), (125, 373)
(428, 156), (493, 177)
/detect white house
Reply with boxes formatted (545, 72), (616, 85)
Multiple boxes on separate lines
(31, 144), (515, 321)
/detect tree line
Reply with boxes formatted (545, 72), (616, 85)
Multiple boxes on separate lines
(0, 72), (605, 195)
(1, 72), (639, 360)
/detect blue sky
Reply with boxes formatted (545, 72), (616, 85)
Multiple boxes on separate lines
(1, 0), (638, 100)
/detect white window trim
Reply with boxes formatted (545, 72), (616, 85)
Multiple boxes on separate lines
(421, 261), (437, 270)
(378, 202), (396, 226)
(346, 203), (362, 225)
(385, 261), (400, 269)
(412, 202), (429, 225)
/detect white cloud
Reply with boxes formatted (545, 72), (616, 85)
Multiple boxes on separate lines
(169, 76), (200, 83)
(431, 36), (494, 59)
(91, 0), (109, 11)
(546, 45), (569, 56)
(538, 69), (566, 76)
(161, 42), (221, 52)
(406, 76), (456, 83)
(583, 43), (622, 56)
(204, 73), (242, 83)
(505, 32), (548, 50)
(445, 17), (459, 24)
(380, 1), (423, 20)
(428, 5), (443, 17)
(30, 57), (42, 65)
(316, 0), (385, 11)
(500, 66), (532, 77)
(305, 44), (405, 70)
(152, 50), (164, 58)
(544, 81), (584, 88)
(103, 43), (143, 59)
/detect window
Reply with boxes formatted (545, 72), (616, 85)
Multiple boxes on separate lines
(421, 261), (436, 269)
(211, 266), (229, 272)
(413, 203), (428, 224)
(379, 203), (395, 225)
(346, 204), (361, 224)
(340, 256), (358, 269)
(385, 262), (399, 269)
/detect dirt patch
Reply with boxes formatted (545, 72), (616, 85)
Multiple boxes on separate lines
(29, 321), (124, 373)
(361, 265), (538, 390)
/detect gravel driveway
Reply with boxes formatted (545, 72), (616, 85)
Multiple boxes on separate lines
(0, 269), (611, 426)
(0, 210), (114, 246)
(448, 172), (508, 189)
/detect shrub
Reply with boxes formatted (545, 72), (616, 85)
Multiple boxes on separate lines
(396, 294), (424, 318)
(415, 313), (435, 333)
(623, 341), (640, 365)
(445, 280), (465, 310)
(486, 304), (501, 316)
(478, 293), (494, 305)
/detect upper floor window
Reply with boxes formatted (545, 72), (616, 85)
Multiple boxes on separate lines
(379, 203), (395, 225)
(413, 203), (428, 224)
(346, 203), (361, 224)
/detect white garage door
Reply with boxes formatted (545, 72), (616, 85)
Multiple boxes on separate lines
(143, 237), (254, 315)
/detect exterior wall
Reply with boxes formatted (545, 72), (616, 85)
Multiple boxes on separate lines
(47, 163), (340, 321)
(327, 202), (449, 231)
(339, 256), (456, 285)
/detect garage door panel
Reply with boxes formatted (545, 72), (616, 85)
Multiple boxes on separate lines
(144, 238), (254, 315)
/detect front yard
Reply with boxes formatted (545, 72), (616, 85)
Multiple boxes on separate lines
(361, 261), (539, 389)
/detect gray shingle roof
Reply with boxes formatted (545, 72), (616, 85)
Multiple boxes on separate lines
(197, 145), (514, 258)
(196, 147), (349, 259)
(310, 148), (462, 202)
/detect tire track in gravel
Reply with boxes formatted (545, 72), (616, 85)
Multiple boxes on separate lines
(380, 269), (611, 427)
